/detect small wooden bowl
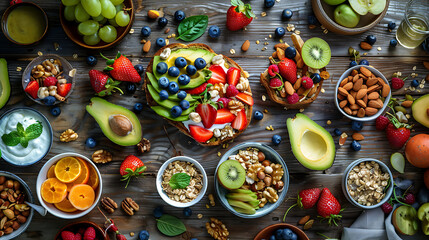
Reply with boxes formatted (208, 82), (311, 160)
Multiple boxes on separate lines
(59, 0), (134, 49)
(312, 0), (390, 35)
(54, 221), (109, 240)
(254, 223), (309, 240)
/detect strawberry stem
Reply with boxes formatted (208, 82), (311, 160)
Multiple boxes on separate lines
(282, 202), (297, 222)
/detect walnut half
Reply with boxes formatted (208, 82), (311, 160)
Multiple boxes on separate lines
(92, 150), (112, 164)
(59, 129), (78, 142)
(206, 218), (229, 240)
(136, 138), (151, 154)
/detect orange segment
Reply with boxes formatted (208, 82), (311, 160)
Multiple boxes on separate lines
(54, 198), (78, 213)
(68, 184), (95, 211)
(65, 158), (90, 191)
(41, 178), (68, 204)
(87, 163), (99, 190)
(47, 164), (56, 178)
(55, 157), (82, 183)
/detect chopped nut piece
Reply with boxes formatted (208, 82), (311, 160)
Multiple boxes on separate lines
(59, 129), (78, 142)
(37, 51), (43, 56)
(230, 49), (236, 55)
(261, 12), (267, 17)
(129, 29), (135, 34)
(92, 150), (113, 164)
(136, 138), (151, 154)
(262, 95), (266, 101)
(197, 213), (203, 219)
(206, 218), (229, 240)
(327, 120), (331, 125)
(208, 194), (215, 206)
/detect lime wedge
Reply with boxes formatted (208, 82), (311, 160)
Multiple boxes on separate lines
(390, 152), (405, 174)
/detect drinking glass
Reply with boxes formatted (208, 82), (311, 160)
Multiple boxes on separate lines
(396, 0), (429, 49)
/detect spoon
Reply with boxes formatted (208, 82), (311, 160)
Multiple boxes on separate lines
(25, 201), (47, 216)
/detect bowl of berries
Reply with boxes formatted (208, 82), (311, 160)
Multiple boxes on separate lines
(254, 223), (309, 240)
(55, 221), (108, 240)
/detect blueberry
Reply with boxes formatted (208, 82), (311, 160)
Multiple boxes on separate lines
(158, 17), (168, 27)
(311, 73), (322, 84)
(351, 120), (363, 131)
(397, 179), (413, 190)
(141, 26), (151, 37)
(85, 137), (97, 148)
(186, 65), (197, 76)
(333, 128), (342, 136)
(175, 57), (187, 68)
(134, 103), (144, 112)
(411, 79), (419, 87)
(264, 0), (275, 8)
(43, 96), (56, 106)
(349, 60), (358, 68)
(208, 25), (221, 38)
(307, 14), (318, 25)
(178, 74), (191, 85)
(126, 83), (136, 94)
(274, 27), (285, 38)
(50, 107), (61, 117)
(417, 187), (429, 204)
(272, 134), (282, 146)
(159, 90), (169, 100)
(155, 37), (166, 48)
(282, 9), (293, 20)
(174, 10), (186, 22)
(275, 229), (284, 240)
(158, 77), (169, 89)
(253, 110), (264, 120)
(156, 62), (168, 74)
(359, 59), (369, 66)
(168, 66), (180, 77)
(138, 230), (150, 240)
(183, 207), (192, 217)
(366, 35), (377, 45)
(86, 56), (97, 66)
(153, 206), (163, 218)
(350, 140), (361, 151)
(134, 64), (144, 75)
(171, 105), (182, 118)
(194, 58), (206, 69)
(281, 228), (294, 240)
(177, 90), (187, 100)
(290, 233), (298, 240)
(269, 235), (276, 240)
(285, 47), (296, 59)
(179, 100), (190, 110)
(388, 21), (396, 30)
(168, 81), (179, 94)
(389, 39), (398, 47)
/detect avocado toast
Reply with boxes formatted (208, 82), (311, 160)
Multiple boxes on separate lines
(143, 43), (253, 146)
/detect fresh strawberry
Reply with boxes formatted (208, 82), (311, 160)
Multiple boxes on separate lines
(208, 65), (226, 84)
(75, 233), (82, 240)
(231, 110), (247, 130)
(317, 188), (342, 226)
(403, 193), (415, 204)
(89, 70), (122, 96)
(226, 67), (241, 86)
(119, 155), (146, 188)
(116, 234), (127, 240)
(381, 202), (393, 214)
(269, 78), (283, 90)
(282, 188), (321, 221)
(217, 98), (231, 109)
(61, 231), (76, 240)
(268, 64), (279, 77)
(278, 58), (297, 84)
(103, 52), (141, 83)
(236, 92), (254, 106)
(24, 81), (39, 99)
(385, 122), (410, 149)
(185, 83), (208, 95)
(226, 85), (239, 98)
(226, 0), (255, 31)
(287, 93), (299, 104)
(375, 115), (389, 131)
(196, 103), (217, 128)
(57, 83), (72, 97)
(9, 0), (22, 5)
(301, 76), (313, 89)
(189, 125), (214, 142)
(214, 108), (236, 124)
(44, 76), (58, 87)
(391, 77), (404, 90)
(83, 227), (96, 240)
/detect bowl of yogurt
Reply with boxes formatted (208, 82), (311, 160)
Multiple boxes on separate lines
(0, 107), (53, 166)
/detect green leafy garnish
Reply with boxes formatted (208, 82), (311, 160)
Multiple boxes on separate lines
(169, 173), (191, 189)
(156, 214), (186, 236)
(1, 121), (43, 148)
(176, 15), (209, 42)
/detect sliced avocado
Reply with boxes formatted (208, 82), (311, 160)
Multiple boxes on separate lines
(231, 206), (257, 215)
(230, 189), (255, 195)
(412, 94), (429, 128)
(165, 47), (216, 68)
(146, 72), (195, 102)
(226, 192), (257, 202)
(287, 113), (335, 170)
(227, 199), (256, 215)
(0, 59), (11, 110)
(150, 106), (189, 121)
(147, 85), (179, 109)
(86, 97), (142, 146)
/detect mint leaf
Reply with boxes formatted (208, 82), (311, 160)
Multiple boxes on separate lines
(156, 214), (186, 236)
(25, 121), (43, 140)
(2, 132), (21, 146)
(20, 137), (29, 148)
(1, 121), (43, 148)
(169, 173), (191, 189)
(17, 123), (24, 135)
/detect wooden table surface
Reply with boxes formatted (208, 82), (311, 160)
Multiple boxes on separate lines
(0, 0), (428, 239)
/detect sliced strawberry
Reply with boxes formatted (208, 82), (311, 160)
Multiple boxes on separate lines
(196, 103), (217, 129)
(214, 108), (236, 124)
(236, 92), (254, 106)
(208, 65), (226, 84)
(185, 83), (208, 95)
(231, 110), (247, 130)
(24, 81), (39, 99)
(189, 125), (214, 143)
(57, 83), (72, 97)
(226, 67), (240, 86)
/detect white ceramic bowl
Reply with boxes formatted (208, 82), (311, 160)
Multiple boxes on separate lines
(335, 65), (391, 121)
(156, 156), (208, 208)
(36, 153), (102, 219)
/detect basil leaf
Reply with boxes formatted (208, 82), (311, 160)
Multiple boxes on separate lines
(169, 173), (191, 189)
(156, 214), (186, 236)
(1, 132), (20, 146)
(25, 121), (43, 140)
(177, 15), (208, 42)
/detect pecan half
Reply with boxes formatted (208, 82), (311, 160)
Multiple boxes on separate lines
(121, 198), (139, 216)
(136, 138), (151, 154)
(100, 197), (118, 214)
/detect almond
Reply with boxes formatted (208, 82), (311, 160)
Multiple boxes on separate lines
(365, 107), (378, 116)
(401, 100), (413, 108)
(339, 100), (348, 108)
(363, 94), (368, 105)
(357, 99), (366, 108)
(351, 69), (359, 76)
(242, 40), (250, 52)
(294, 77), (302, 90)
(359, 73), (368, 80)
(366, 78), (378, 86)
(350, 104), (360, 110)
(303, 219), (314, 230)
(360, 67), (372, 77)
(344, 106), (352, 115)
(368, 100), (383, 109)
(353, 79), (363, 91)
(377, 77), (385, 86)
(348, 75), (353, 81)
(361, 85), (367, 89)
(352, 74), (360, 83)
(352, 133), (365, 141)
(352, 110), (358, 116)
(142, 40), (151, 53)
(357, 108), (365, 117)
(347, 94), (355, 105)
(340, 78), (349, 87)
(276, 47), (285, 59)
(343, 82), (353, 91)
(338, 87), (349, 96)
(376, 98), (384, 107)
(356, 89), (367, 100)
(360, 41), (372, 50)
(308, 86), (317, 97)
(382, 84), (390, 98)
(368, 92), (379, 100)
(367, 85), (378, 93)
(285, 81), (294, 95)
(338, 93), (346, 100)
(350, 90), (357, 99)
(299, 215), (311, 225)
(272, 51), (278, 58)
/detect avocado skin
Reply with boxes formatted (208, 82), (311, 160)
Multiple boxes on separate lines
(0, 58), (11, 110)
(412, 94), (429, 128)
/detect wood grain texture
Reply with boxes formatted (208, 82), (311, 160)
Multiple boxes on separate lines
(0, 0), (428, 239)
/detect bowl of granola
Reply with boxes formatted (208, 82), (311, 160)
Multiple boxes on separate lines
(215, 142), (289, 218)
(156, 156), (207, 208)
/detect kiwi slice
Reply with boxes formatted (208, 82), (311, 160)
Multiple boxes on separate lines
(217, 160), (246, 190)
(301, 37), (331, 69)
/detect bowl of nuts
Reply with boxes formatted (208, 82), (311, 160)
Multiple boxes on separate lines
(335, 65), (391, 121)
(215, 142), (289, 219)
(342, 158), (393, 209)
(156, 156), (208, 208)
(22, 54), (75, 106)
(0, 171), (34, 239)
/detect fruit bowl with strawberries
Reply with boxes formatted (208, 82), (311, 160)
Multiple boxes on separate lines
(22, 54), (75, 106)
(54, 221), (108, 240)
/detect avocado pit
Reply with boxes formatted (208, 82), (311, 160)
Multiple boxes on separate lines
(109, 114), (133, 136)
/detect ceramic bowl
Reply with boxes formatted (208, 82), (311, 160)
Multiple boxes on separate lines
(54, 221), (109, 240)
(59, 0), (134, 49)
(0, 171), (34, 240)
(36, 153), (103, 219)
(22, 54), (75, 105)
(0, 107), (53, 166)
(311, 0), (390, 35)
(342, 158), (393, 209)
(215, 142), (289, 219)
(156, 156), (208, 208)
(334, 65), (391, 121)
(253, 223), (309, 240)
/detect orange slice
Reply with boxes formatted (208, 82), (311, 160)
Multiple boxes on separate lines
(65, 157), (90, 191)
(47, 164), (56, 178)
(87, 163), (99, 190)
(40, 178), (68, 204)
(54, 198), (78, 213)
(54, 157), (82, 183)
(68, 184), (95, 211)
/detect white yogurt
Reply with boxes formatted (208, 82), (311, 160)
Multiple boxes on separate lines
(0, 109), (51, 165)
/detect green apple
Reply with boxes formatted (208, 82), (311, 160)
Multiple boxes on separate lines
(323, 0), (346, 5)
(349, 0), (387, 15)
(334, 4), (360, 28)
(392, 205), (419, 236)
(418, 203), (429, 235)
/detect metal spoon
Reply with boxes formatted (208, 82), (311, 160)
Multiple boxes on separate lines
(25, 201), (47, 216)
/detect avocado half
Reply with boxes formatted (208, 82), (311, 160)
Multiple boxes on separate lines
(0, 58), (11, 110)
(86, 97), (142, 146)
(412, 94), (429, 128)
(286, 113), (335, 170)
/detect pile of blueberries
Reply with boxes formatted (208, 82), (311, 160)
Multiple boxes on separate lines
(264, 228), (298, 240)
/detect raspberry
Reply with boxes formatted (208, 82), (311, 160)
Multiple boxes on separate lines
(217, 98), (231, 109)
(381, 202), (393, 214)
(44, 76), (58, 87)
(268, 64), (279, 77)
(269, 78), (283, 89)
(61, 231), (76, 240)
(83, 227), (96, 240)
(301, 76), (313, 89)
(403, 193), (416, 204)
(75, 233), (82, 240)
(375, 115), (389, 131)
(391, 77), (404, 90)
(225, 85), (239, 98)
(287, 93), (299, 104)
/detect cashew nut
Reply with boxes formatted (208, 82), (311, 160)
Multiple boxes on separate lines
(189, 112), (201, 123)
(37, 87), (49, 99)
(57, 78), (67, 84)
(211, 55), (224, 65)
(160, 48), (171, 60)
(48, 86), (57, 96)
